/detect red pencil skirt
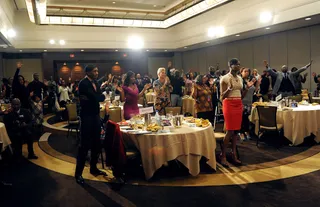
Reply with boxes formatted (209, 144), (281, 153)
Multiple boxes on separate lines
(223, 98), (243, 131)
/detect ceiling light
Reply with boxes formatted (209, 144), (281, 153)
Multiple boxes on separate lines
(115, 49), (118, 51)
(19, 50), (22, 52)
(236, 34), (240, 37)
(206, 42), (210, 44)
(260, 11), (273, 23)
(59, 40), (65, 45)
(305, 17), (311, 21)
(7, 29), (16, 38)
(127, 36), (144, 49)
(164, 50), (167, 52)
(208, 26), (225, 38)
(44, 50), (47, 52)
(112, 1), (116, 4)
(184, 47), (188, 49)
(49, 39), (55, 44)
(81, 49), (84, 52)
(265, 27), (270, 30)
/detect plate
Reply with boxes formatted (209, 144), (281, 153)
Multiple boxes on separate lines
(120, 126), (131, 129)
(129, 130), (152, 135)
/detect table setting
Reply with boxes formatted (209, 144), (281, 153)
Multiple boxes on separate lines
(119, 114), (216, 180)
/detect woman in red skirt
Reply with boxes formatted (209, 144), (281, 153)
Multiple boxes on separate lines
(219, 58), (254, 167)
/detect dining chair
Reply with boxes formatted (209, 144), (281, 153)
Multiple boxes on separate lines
(108, 107), (122, 122)
(256, 106), (283, 147)
(66, 103), (80, 139)
(165, 107), (182, 115)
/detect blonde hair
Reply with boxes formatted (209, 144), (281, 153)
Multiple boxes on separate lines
(253, 69), (258, 74)
(157, 67), (166, 77)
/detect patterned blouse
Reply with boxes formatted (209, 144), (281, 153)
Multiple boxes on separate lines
(192, 83), (214, 113)
(153, 79), (173, 115)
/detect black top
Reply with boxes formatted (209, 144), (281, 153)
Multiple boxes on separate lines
(79, 77), (105, 117)
(12, 69), (30, 109)
(4, 108), (32, 137)
(260, 75), (270, 95)
(27, 80), (47, 99)
(170, 76), (185, 96)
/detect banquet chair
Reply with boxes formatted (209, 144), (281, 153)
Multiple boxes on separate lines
(256, 106), (283, 147)
(66, 103), (80, 139)
(288, 95), (302, 102)
(109, 107), (122, 122)
(165, 107), (181, 115)
(138, 96), (144, 106)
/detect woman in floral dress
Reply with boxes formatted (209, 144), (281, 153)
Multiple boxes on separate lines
(153, 68), (173, 115)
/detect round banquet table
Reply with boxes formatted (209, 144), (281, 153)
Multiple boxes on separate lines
(0, 122), (11, 152)
(249, 105), (320, 146)
(121, 124), (216, 180)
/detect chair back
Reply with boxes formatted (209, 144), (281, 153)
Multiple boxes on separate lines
(109, 107), (122, 122)
(288, 95), (302, 102)
(138, 96), (144, 106)
(256, 106), (277, 128)
(66, 103), (78, 121)
(182, 98), (195, 116)
(165, 107), (181, 115)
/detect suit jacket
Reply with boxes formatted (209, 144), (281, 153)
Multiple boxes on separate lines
(267, 66), (308, 95)
(79, 77), (105, 117)
(4, 108), (33, 137)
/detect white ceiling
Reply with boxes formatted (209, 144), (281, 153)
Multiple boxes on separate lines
(2, 0), (320, 52)
(47, 0), (182, 11)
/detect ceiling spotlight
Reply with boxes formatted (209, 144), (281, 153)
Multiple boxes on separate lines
(260, 11), (273, 23)
(127, 35), (144, 49)
(19, 50), (22, 52)
(305, 17), (311, 21)
(208, 26), (225, 38)
(7, 29), (16, 38)
(184, 47), (188, 49)
(164, 50), (167, 52)
(49, 39), (55, 44)
(59, 40), (65, 45)
(115, 49), (118, 52)
(146, 50), (149, 51)
(112, 1), (116, 4)
(265, 27), (270, 30)
(81, 49), (84, 52)
(236, 34), (240, 37)
(44, 50), (47, 52)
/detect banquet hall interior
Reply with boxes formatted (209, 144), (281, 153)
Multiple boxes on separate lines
(1, 0), (320, 206)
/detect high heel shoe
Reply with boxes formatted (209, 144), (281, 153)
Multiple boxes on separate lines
(231, 152), (242, 166)
(219, 154), (229, 168)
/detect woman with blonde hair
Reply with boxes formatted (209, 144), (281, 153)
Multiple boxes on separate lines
(153, 68), (173, 115)
(252, 69), (260, 81)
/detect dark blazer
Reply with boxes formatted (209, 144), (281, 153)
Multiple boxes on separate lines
(4, 108), (33, 137)
(79, 77), (105, 117)
(27, 80), (47, 99)
(12, 69), (29, 109)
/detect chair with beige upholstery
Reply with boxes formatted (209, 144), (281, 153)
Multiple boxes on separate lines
(182, 97), (195, 116)
(66, 103), (80, 139)
(108, 107), (122, 122)
(165, 107), (181, 115)
(138, 96), (145, 106)
(256, 106), (283, 147)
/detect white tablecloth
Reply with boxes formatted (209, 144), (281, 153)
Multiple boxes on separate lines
(122, 124), (216, 180)
(250, 105), (320, 146)
(0, 122), (11, 152)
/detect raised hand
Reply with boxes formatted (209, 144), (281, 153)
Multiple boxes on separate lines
(17, 62), (23, 69)
(306, 60), (313, 68)
(263, 60), (269, 68)
(144, 83), (152, 90)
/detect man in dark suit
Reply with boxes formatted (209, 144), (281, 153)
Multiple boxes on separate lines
(27, 73), (47, 100)
(75, 65), (106, 185)
(4, 98), (38, 160)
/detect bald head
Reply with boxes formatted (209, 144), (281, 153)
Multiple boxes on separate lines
(281, 65), (288, 73)
(11, 98), (21, 112)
